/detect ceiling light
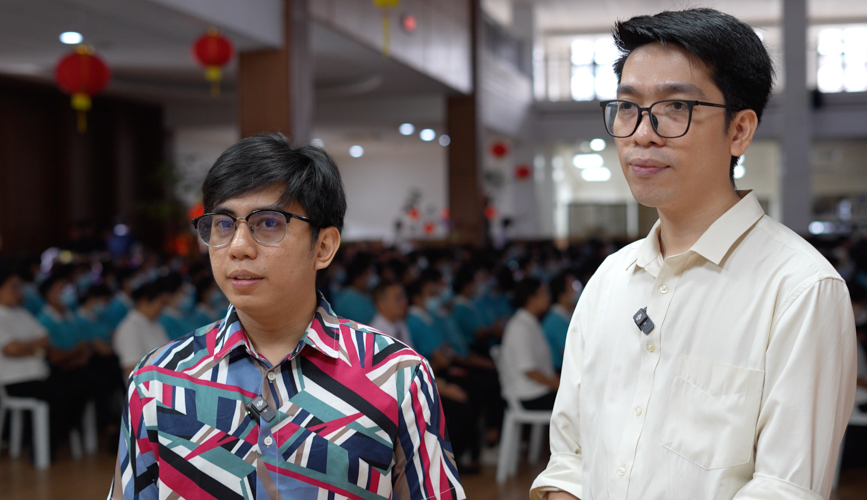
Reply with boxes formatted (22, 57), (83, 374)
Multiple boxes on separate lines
(581, 167), (612, 182)
(399, 123), (415, 135)
(439, 135), (451, 146)
(733, 165), (745, 179)
(349, 145), (364, 158)
(589, 138), (606, 151)
(310, 138), (324, 148)
(573, 153), (604, 169)
(60, 32), (83, 44)
(420, 129), (436, 141)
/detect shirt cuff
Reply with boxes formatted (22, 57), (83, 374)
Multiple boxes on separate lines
(530, 452), (584, 500)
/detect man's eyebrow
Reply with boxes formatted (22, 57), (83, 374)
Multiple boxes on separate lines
(617, 82), (708, 99)
(211, 203), (284, 216)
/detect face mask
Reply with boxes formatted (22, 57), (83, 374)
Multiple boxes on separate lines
(333, 268), (347, 285)
(425, 296), (443, 315)
(76, 275), (92, 291)
(91, 302), (108, 317)
(179, 292), (195, 313)
(368, 274), (380, 291)
(61, 286), (78, 309)
(440, 288), (454, 303)
(474, 279), (494, 299)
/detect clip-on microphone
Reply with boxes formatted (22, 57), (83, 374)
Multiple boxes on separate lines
(246, 395), (276, 424)
(633, 307), (654, 335)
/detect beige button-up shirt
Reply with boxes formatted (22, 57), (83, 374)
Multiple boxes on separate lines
(531, 191), (856, 500)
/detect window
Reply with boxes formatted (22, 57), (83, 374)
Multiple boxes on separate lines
(814, 25), (867, 93)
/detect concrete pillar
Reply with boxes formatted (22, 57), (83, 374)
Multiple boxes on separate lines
(780, 0), (811, 233)
(238, 0), (312, 143)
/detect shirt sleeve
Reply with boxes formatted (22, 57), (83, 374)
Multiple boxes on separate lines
(393, 358), (466, 500)
(108, 370), (160, 500)
(530, 306), (585, 500)
(733, 278), (857, 500)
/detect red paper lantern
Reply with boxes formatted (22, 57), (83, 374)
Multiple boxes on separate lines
(424, 222), (435, 235)
(187, 202), (205, 221)
(192, 28), (234, 97)
(484, 205), (497, 220)
(408, 207), (420, 220)
(490, 141), (510, 159)
(55, 46), (111, 133)
(515, 164), (531, 180)
(440, 208), (450, 220)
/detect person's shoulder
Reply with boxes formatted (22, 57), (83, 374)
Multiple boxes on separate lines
(750, 215), (841, 282)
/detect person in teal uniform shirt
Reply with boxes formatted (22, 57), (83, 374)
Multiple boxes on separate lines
(541, 271), (580, 372)
(332, 255), (377, 323)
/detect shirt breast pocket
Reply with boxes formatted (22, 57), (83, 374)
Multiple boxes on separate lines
(661, 355), (764, 470)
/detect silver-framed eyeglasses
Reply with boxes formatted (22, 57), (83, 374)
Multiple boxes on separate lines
(191, 209), (317, 248)
(599, 99), (731, 139)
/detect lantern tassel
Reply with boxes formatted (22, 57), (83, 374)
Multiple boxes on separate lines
(77, 111), (87, 134)
(205, 66), (222, 98)
(381, 10), (390, 58)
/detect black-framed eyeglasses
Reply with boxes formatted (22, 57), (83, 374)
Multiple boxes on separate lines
(190, 209), (317, 248)
(599, 99), (731, 139)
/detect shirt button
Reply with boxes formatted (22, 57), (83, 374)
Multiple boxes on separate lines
(646, 341), (656, 352)
(618, 465), (627, 476)
(263, 436), (273, 446)
(635, 406), (642, 416)
(659, 284), (669, 294)
(267, 372), (276, 382)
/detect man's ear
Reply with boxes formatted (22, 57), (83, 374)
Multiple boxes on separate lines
(729, 109), (758, 157)
(313, 227), (340, 271)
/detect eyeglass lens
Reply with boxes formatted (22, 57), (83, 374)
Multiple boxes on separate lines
(604, 101), (692, 138)
(197, 211), (288, 247)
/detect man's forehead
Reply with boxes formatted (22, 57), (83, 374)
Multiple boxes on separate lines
(619, 43), (715, 96)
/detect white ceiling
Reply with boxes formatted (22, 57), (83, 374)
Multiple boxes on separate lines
(484, 0), (867, 33)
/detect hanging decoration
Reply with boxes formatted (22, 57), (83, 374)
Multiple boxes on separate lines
(490, 141), (510, 159)
(424, 221), (436, 235)
(484, 205), (498, 220)
(192, 28), (234, 97)
(408, 206), (420, 221)
(440, 208), (450, 221)
(514, 164), (531, 181)
(55, 45), (111, 134)
(373, 0), (400, 57)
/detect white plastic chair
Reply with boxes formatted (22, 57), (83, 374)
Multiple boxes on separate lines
(0, 386), (99, 469)
(0, 385), (51, 469)
(490, 345), (553, 483)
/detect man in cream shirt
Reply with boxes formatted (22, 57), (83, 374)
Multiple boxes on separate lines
(531, 8), (856, 500)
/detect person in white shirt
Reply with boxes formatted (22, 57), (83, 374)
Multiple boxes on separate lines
(113, 281), (169, 377)
(369, 279), (412, 348)
(531, 8), (856, 500)
(500, 278), (558, 410)
(0, 266), (87, 456)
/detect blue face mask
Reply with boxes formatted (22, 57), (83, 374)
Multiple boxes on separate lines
(179, 292), (195, 313)
(76, 274), (92, 291)
(333, 268), (347, 285)
(425, 296), (443, 315)
(91, 302), (108, 318)
(61, 286), (79, 310)
(440, 288), (454, 303)
(367, 274), (380, 291)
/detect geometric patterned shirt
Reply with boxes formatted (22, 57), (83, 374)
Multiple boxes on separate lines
(108, 294), (466, 500)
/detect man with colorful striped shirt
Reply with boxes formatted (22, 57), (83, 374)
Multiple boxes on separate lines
(109, 133), (465, 500)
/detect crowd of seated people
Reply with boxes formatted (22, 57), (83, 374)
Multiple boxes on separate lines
(5, 228), (867, 472)
(0, 244), (230, 462)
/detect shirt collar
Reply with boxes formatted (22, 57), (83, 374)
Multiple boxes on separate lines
(629, 190), (764, 270)
(211, 292), (342, 363)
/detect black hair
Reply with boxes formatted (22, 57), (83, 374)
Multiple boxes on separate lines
(549, 271), (575, 303)
(452, 265), (477, 295)
(194, 276), (216, 305)
(612, 8), (774, 183)
(81, 284), (113, 304)
(156, 272), (184, 295)
(202, 133), (347, 244)
(132, 281), (162, 304)
(345, 254), (373, 287)
(38, 274), (66, 298)
(0, 264), (16, 288)
(511, 277), (544, 310)
(372, 280), (401, 304)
